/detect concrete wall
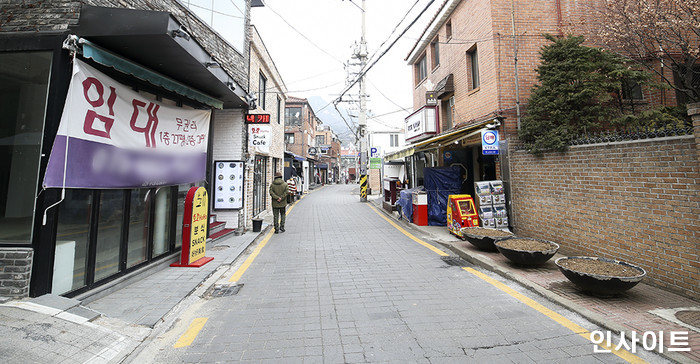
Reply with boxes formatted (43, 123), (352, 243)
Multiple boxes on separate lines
(0, 248), (33, 298)
(509, 135), (700, 299)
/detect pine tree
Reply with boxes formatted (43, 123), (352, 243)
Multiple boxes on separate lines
(519, 35), (650, 155)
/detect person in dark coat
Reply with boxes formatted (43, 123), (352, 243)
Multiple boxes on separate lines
(269, 172), (289, 233)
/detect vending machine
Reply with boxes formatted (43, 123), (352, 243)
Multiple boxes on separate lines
(447, 194), (480, 238)
(475, 180), (509, 230)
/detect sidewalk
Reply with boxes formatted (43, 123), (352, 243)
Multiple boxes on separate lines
(371, 196), (699, 364)
(0, 221), (269, 363)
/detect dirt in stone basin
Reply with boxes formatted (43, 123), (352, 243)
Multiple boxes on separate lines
(559, 258), (642, 277)
(497, 239), (555, 251)
(675, 310), (700, 328)
(465, 228), (513, 238)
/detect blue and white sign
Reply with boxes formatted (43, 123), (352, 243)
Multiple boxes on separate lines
(370, 146), (381, 158)
(481, 130), (499, 155)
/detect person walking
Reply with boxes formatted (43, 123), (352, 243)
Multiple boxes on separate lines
(286, 176), (297, 203)
(269, 172), (289, 233)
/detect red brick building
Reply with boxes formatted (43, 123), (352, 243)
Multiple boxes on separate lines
(393, 0), (698, 299)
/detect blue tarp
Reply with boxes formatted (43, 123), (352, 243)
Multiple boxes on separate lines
(424, 166), (462, 226)
(397, 187), (424, 221)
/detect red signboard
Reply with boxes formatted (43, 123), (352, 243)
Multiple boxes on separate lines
(245, 114), (271, 124)
(171, 186), (214, 267)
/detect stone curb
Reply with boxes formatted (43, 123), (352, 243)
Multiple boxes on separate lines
(122, 224), (271, 363)
(371, 199), (692, 364)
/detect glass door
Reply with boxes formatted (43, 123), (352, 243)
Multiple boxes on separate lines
(252, 156), (267, 217)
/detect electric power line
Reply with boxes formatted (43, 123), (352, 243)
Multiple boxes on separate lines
(262, 0), (346, 65)
(364, 0), (421, 69)
(334, 0), (437, 105)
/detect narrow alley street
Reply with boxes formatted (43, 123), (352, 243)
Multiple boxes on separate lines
(131, 185), (667, 363)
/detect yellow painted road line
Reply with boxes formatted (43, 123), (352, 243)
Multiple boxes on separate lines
(228, 199), (300, 282)
(229, 229), (273, 282)
(463, 267), (646, 363)
(369, 204), (645, 363)
(173, 317), (208, 348)
(367, 204), (448, 257)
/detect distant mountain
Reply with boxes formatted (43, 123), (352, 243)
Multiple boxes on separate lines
(307, 96), (357, 146)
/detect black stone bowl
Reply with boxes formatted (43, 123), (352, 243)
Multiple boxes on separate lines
(460, 227), (513, 252)
(494, 237), (559, 265)
(555, 256), (646, 295)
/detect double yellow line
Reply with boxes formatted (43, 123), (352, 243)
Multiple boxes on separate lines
(367, 204), (645, 364)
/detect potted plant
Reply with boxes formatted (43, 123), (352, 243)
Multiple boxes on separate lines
(494, 237), (559, 265)
(555, 256), (646, 295)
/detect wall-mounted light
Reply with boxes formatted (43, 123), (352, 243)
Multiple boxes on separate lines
(171, 28), (191, 41)
(486, 120), (501, 129)
(226, 82), (236, 91)
(205, 61), (220, 68)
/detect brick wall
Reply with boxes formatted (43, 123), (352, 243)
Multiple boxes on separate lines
(211, 108), (246, 229)
(690, 103), (700, 162)
(248, 25), (287, 228)
(509, 136), (700, 299)
(0, 248), (33, 298)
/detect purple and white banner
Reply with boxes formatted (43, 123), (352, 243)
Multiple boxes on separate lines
(44, 59), (211, 189)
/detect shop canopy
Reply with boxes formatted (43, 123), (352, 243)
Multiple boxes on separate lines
(77, 38), (224, 109)
(383, 120), (492, 162)
(69, 5), (251, 109)
(284, 151), (306, 162)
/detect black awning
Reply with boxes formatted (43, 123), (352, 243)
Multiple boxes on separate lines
(71, 5), (248, 109)
(435, 74), (454, 99)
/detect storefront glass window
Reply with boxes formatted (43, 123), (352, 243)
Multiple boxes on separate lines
(94, 190), (124, 282)
(0, 52), (51, 243)
(253, 156), (268, 216)
(127, 189), (150, 268)
(181, 0), (246, 54)
(175, 184), (195, 249)
(53, 190), (92, 294)
(152, 187), (172, 257)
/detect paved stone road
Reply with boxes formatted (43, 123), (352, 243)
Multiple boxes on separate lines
(133, 185), (666, 363)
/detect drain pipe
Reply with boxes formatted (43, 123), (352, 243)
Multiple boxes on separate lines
(511, 0), (521, 131)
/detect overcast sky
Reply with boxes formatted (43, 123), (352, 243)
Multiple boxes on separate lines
(250, 0), (440, 131)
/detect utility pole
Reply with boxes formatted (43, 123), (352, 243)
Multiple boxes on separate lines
(358, 0), (369, 202)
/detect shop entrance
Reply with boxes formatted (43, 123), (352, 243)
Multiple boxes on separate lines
(443, 147), (474, 197)
(252, 155), (268, 217)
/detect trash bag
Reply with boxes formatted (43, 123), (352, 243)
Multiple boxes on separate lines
(424, 166), (462, 226)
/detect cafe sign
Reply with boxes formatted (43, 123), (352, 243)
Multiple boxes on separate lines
(171, 186), (214, 267)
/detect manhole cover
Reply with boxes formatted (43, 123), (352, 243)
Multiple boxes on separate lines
(675, 310), (700, 329)
(209, 245), (230, 251)
(204, 283), (243, 298)
(441, 256), (470, 267)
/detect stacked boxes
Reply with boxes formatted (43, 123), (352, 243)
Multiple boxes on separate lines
(475, 180), (509, 230)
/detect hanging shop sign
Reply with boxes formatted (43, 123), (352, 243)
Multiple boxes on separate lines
(481, 130), (500, 155)
(213, 161), (244, 210)
(248, 124), (271, 154)
(43, 59), (211, 189)
(405, 105), (438, 143)
(171, 186), (214, 267)
(245, 113), (270, 124)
